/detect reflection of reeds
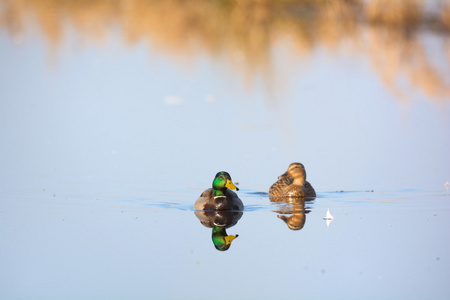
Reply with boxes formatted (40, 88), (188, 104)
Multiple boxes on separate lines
(367, 26), (450, 101)
(0, 0), (449, 101)
(366, 0), (423, 28)
(364, 0), (450, 101)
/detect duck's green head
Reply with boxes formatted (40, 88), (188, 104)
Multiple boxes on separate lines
(211, 225), (239, 251)
(212, 171), (239, 197)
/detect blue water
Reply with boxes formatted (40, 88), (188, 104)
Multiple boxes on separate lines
(1, 188), (449, 299)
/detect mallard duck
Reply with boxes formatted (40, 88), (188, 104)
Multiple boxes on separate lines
(269, 162), (316, 198)
(194, 171), (244, 211)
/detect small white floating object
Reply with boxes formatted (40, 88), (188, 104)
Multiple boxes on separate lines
(445, 181), (449, 192)
(323, 208), (334, 228)
(323, 208), (334, 220)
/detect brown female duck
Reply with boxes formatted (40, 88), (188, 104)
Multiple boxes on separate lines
(269, 162), (316, 198)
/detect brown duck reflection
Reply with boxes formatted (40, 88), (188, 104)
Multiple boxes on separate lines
(270, 197), (312, 230)
(194, 210), (242, 251)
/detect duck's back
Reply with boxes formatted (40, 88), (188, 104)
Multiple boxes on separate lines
(194, 188), (213, 210)
(269, 177), (316, 198)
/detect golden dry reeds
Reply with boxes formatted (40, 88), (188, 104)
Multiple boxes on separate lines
(0, 0), (449, 101)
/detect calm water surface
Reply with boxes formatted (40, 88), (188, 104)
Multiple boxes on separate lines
(1, 1), (450, 299)
(1, 189), (449, 299)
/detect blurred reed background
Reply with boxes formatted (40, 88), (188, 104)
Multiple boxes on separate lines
(0, 0), (449, 101)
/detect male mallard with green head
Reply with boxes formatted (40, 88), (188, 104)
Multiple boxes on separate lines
(194, 171), (244, 211)
(269, 162), (316, 198)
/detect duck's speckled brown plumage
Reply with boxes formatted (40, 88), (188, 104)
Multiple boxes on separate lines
(269, 163), (316, 198)
(269, 177), (316, 198)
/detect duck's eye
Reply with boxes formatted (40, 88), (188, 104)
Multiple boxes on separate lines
(219, 176), (225, 180)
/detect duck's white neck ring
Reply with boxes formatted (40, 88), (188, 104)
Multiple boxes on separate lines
(214, 196), (226, 199)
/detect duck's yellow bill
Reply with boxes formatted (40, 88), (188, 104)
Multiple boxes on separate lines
(225, 179), (239, 191)
(224, 234), (238, 245)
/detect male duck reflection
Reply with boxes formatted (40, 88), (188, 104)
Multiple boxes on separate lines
(269, 162), (316, 198)
(194, 210), (242, 251)
(194, 171), (244, 211)
(211, 225), (238, 251)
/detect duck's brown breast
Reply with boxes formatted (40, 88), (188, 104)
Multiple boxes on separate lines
(194, 188), (244, 211)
